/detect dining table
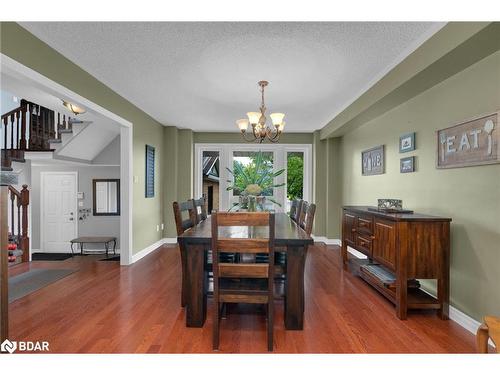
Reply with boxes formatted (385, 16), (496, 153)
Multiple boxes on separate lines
(177, 212), (314, 330)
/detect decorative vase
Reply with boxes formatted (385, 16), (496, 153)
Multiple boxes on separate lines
(247, 195), (257, 212)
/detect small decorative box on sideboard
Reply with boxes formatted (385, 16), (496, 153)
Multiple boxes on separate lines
(341, 206), (451, 320)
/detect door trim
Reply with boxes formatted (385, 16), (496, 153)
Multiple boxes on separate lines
(40, 171), (78, 253)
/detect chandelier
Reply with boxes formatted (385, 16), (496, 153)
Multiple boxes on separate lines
(236, 81), (285, 143)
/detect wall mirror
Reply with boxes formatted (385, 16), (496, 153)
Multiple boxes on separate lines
(93, 179), (120, 216)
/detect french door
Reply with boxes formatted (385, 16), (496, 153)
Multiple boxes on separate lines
(194, 144), (312, 213)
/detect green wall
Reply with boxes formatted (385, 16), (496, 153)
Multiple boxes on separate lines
(163, 128), (193, 237)
(0, 22), (165, 254)
(339, 51), (500, 320)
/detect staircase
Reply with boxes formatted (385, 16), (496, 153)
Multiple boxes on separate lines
(2, 99), (86, 265)
(6, 185), (29, 264)
(1, 99), (85, 171)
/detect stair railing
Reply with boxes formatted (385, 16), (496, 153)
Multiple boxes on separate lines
(1, 99), (72, 170)
(7, 184), (29, 263)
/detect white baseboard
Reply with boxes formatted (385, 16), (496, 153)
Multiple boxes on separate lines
(312, 236), (341, 246)
(163, 237), (178, 244)
(131, 237), (177, 264)
(131, 238), (166, 263)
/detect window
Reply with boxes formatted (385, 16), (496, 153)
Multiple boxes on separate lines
(231, 151), (274, 196)
(286, 151), (304, 213)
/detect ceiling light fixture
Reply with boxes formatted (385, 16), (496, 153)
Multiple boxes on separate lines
(236, 81), (285, 143)
(62, 100), (86, 115)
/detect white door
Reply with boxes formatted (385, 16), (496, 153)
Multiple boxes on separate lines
(41, 172), (77, 252)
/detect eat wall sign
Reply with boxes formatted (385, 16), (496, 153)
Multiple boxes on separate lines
(437, 112), (498, 169)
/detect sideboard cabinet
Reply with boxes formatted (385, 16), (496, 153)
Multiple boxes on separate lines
(341, 206), (451, 320)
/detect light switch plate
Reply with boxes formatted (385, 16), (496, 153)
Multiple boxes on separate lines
(156, 224), (160, 232)
(78, 201), (84, 207)
(134, 176), (139, 183)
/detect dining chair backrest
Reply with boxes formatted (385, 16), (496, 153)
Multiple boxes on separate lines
(289, 199), (299, 221)
(173, 200), (197, 236)
(191, 194), (208, 224)
(299, 202), (316, 236)
(292, 199), (304, 223)
(211, 211), (275, 351)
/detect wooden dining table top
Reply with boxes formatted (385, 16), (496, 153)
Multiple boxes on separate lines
(178, 212), (314, 247)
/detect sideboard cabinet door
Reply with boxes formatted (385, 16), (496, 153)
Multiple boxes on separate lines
(342, 212), (356, 247)
(372, 219), (397, 270)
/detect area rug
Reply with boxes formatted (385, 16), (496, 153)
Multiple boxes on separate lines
(9, 268), (76, 302)
(32, 252), (74, 261)
(99, 255), (120, 262)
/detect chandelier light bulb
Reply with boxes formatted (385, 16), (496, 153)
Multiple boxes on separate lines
(270, 113), (285, 126)
(236, 119), (249, 131)
(247, 112), (261, 125)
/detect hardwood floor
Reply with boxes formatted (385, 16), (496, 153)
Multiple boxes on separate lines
(8, 244), (476, 353)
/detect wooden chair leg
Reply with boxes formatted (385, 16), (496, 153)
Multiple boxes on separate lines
(267, 301), (274, 352)
(213, 302), (220, 350)
(477, 323), (490, 353)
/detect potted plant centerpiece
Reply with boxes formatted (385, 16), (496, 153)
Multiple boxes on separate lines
(226, 151), (285, 211)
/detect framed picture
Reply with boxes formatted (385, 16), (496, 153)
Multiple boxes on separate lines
(145, 145), (155, 198)
(400, 156), (415, 173)
(399, 132), (415, 153)
(437, 111), (498, 169)
(362, 145), (385, 176)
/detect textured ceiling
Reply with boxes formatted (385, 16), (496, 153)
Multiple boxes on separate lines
(20, 22), (444, 133)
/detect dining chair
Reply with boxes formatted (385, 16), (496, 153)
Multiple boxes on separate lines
(289, 199), (299, 220)
(173, 200), (197, 307)
(292, 199), (304, 223)
(212, 211), (275, 351)
(298, 202), (316, 236)
(191, 194), (208, 224)
(477, 316), (500, 353)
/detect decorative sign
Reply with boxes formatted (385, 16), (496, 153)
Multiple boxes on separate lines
(399, 132), (415, 153)
(362, 145), (385, 176)
(145, 145), (155, 198)
(400, 156), (415, 173)
(437, 112), (499, 168)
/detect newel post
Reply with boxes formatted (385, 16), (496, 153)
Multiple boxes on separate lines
(19, 99), (27, 150)
(20, 184), (30, 262)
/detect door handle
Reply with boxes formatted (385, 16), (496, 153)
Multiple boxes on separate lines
(69, 217), (74, 221)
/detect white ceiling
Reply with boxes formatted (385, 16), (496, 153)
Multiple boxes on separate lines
(20, 22), (445, 133)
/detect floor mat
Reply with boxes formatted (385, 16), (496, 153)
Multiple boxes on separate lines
(9, 268), (76, 302)
(32, 253), (74, 261)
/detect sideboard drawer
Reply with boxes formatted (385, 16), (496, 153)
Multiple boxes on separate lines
(356, 234), (372, 256)
(356, 216), (373, 234)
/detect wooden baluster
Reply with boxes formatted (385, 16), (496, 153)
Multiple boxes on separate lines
(57, 112), (61, 139)
(10, 193), (15, 238)
(3, 117), (7, 151)
(16, 112), (20, 150)
(10, 115), (14, 149)
(36, 105), (41, 149)
(28, 103), (34, 149)
(17, 199), (21, 239)
(20, 185), (30, 262)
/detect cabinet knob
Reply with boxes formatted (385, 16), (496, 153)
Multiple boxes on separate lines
(370, 236), (375, 240)
(351, 228), (356, 233)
